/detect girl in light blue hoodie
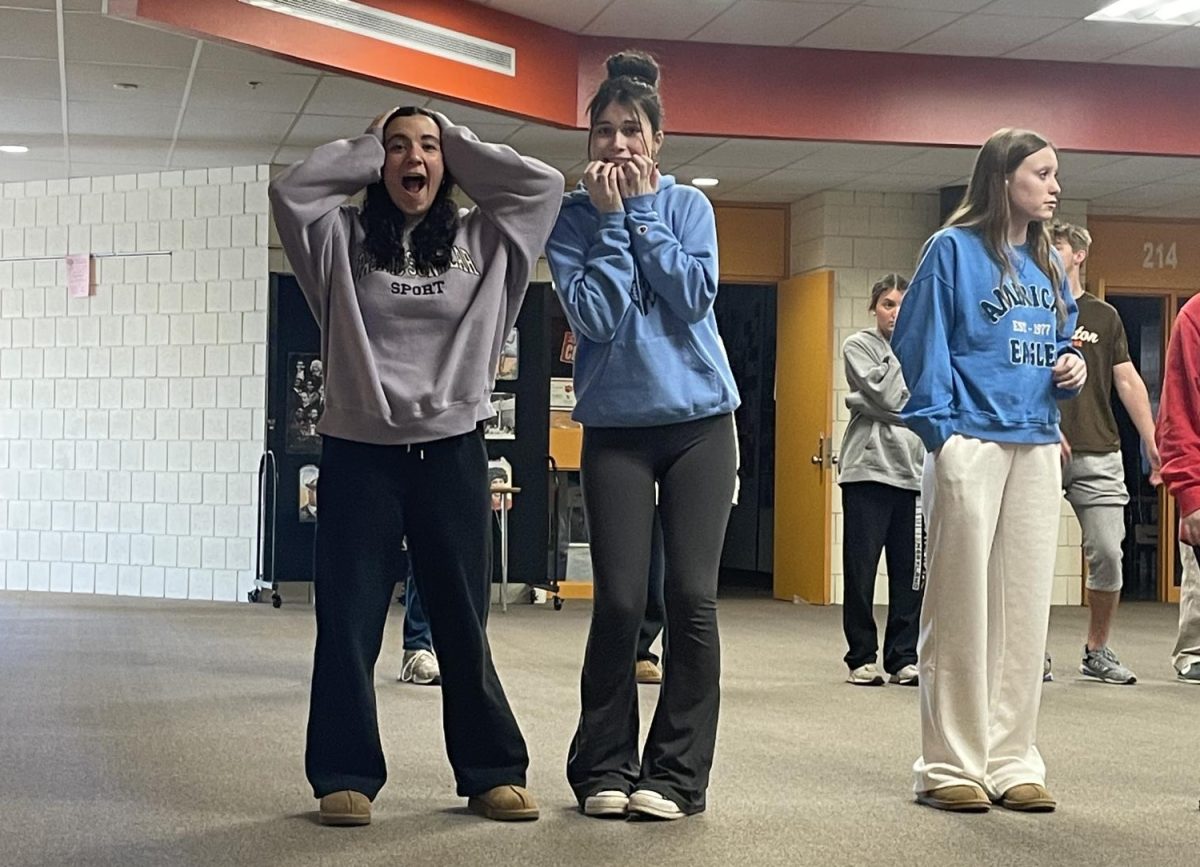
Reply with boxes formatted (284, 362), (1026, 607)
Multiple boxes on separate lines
(891, 128), (1085, 815)
(546, 50), (740, 821)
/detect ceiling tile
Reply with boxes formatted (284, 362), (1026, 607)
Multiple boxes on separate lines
(305, 76), (429, 118)
(63, 13), (198, 68)
(901, 15), (1076, 56)
(659, 135), (725, 164)
(1090, 183), (1200, 209)
(682, 137), (823, 169)
(1055, 152), (1130, 174)
(69, 160), (159, 178)
(0, 158), (69, 182)
(838, 172), (953, 193)
(791, 143), (924, 171)
(1003, 20), (1170, 62)
(0, 58), (60, 101)
(798, 7), (960, 51)
(978, 0), (1111, 15)
(68, 137), (173, 166)
(886, 147), (978, 176)
(1071, 155), (1200, 184)
(486, 0), (611, 32)
(188, 69), (317, 113)
(504, 125), (588, 160)
(169, 143), (276, 169)
(584, 0), (740, 40)
(666, 164), (777, 186)
(196, 42), (320, 75)
(65, 62), (189, 106)
(0, 97), (62, 134)
(690, 1), (850, 47)
(425, 98), (527, 126)
(865, 0), (991, 9)
(1104, 25), (1200, 68)
(0, 9), (58, 59)
(68, 101), (178, 138)
(178, 108), (297, 143)
(5, 1), (103, 9)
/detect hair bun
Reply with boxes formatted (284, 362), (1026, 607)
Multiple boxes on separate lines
(605, 50), (659, 87)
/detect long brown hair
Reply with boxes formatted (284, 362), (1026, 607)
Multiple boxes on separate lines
(943, 128), (1066, 325)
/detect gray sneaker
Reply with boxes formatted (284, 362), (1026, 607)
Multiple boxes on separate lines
(1177, 662), (1200, 684)
(1080, 645), (1137, 684)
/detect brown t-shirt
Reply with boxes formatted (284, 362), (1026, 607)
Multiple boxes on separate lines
(1058, 291), (1130, 454)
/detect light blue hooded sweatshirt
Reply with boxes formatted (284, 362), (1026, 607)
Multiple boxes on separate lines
(546, 175), (740, 427)
(891, 226), (1082, 453)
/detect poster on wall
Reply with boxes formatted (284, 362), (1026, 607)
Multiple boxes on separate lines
(560, 330), (576, 364)
(299, 464), (318, 523)
(287, 353), (325, 454)
(497, 328), (519, 381)
(549, 378), (576, 411)
(488, 457), (513, 511)
(485, 392), (516, 440)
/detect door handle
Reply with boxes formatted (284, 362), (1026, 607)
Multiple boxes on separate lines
(811, 434), (835, 470)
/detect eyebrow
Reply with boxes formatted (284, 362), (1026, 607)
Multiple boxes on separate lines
(385, 133), (440, 145)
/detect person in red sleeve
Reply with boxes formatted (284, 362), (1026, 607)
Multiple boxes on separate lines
(1156, 293), (1200, 683)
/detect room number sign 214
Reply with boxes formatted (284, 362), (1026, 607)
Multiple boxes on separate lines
(1143, 241), (1178, 270)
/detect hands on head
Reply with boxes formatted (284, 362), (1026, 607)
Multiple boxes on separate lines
(583, 154), (660, 214)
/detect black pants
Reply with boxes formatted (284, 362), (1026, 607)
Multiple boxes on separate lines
(840, 481), (923, 674)
(637, 509), (666, 664)
(305, 432), (528, 800)
(568, 414), (736, 814)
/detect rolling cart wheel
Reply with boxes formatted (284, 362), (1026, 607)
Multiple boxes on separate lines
(271, 593), (282, 608)
(553, 596), (563, 611)
(248, 589), (261, 603)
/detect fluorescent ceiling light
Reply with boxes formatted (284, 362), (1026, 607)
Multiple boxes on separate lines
(1154, 0), (1200, 19)
(691, 177), (719, 187)
(1088, 0), (1200, 22)
(0, 145), (29, 154)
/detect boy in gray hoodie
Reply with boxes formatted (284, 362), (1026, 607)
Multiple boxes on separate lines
(838, 274), (926, 687)
(270, 106), (562, 826)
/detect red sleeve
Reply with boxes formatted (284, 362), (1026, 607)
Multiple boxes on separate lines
(1158, 300), (1200, 515)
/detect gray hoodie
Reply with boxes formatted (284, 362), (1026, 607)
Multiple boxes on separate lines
(838, 328), (925, 491)
(269, 114), (563, 446)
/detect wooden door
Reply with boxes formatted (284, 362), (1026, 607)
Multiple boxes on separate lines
(773, 270), (834, 603)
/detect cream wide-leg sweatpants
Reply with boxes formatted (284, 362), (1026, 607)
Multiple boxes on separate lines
(913, 435), (1061, 797)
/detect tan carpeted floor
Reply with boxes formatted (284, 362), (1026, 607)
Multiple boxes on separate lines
(0, 590), (1195, 867)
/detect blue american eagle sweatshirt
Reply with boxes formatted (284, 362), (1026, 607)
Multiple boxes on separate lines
(891, 226), (1082, 453)
(546, 176), (740, 427)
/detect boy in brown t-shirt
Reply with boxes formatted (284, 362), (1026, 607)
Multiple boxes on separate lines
(1052, 222), (1161, 685)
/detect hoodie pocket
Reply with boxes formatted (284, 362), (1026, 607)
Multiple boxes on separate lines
(584, 332), (721, 423)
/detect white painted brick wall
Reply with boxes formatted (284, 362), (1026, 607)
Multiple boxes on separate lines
(790, 191), (1088, 607)
(0, 165), (271, 602)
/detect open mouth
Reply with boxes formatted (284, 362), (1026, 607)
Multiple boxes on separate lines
(401, 174), (427, 194)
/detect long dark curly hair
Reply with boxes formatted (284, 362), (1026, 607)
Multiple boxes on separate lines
(359, 106), (460, 277)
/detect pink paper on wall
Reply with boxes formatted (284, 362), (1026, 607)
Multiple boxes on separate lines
(66, 253), (93, 298)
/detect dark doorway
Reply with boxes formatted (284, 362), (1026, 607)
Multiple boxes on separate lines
(1106, 294), (1165, 601)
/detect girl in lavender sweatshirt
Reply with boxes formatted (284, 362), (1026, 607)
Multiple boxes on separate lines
(270, 106), (562, 825)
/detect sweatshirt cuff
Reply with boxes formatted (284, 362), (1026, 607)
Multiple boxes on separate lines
(623, 194), (655, 214)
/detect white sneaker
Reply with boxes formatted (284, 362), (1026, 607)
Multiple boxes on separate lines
(847, 663), (884, 686)
(582, 789), (629, 817)
(398, 649), (440, 685)
(889, 664), (919, 686)
(627, 789), (684, 820)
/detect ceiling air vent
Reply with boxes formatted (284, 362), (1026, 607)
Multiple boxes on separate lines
(239, 0), (516, 76)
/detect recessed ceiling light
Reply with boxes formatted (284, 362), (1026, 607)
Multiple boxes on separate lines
(112, 82), (140, 91)
(691, 177), (719, 187)
(0, 145), (29, 154)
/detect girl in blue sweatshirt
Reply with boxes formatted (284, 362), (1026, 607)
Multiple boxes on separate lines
(546, 50), (740, 821)
(891, 128), (1085, 814)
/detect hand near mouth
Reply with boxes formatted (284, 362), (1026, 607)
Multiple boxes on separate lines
(616, 154), (659, 199)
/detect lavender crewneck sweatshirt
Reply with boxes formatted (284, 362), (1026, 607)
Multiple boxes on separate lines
(269, 113), (563, 445)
